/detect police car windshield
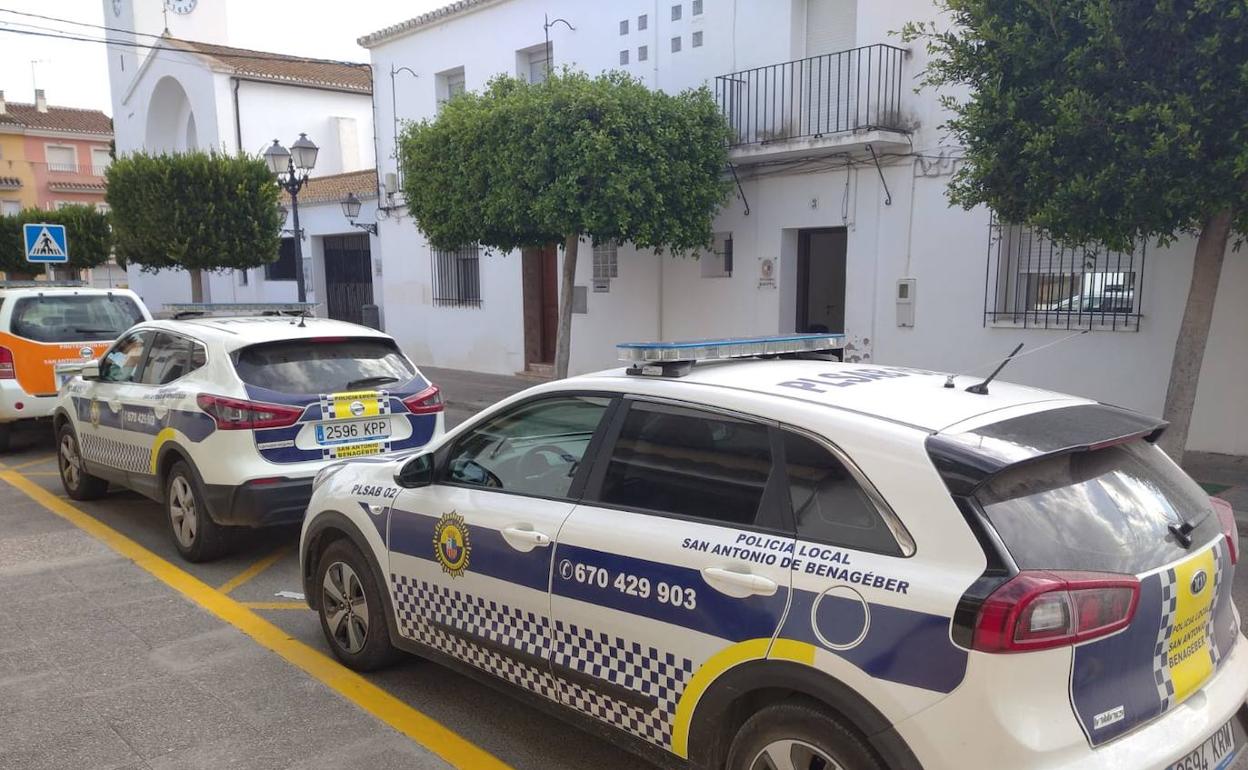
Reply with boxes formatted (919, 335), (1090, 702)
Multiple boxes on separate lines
(975, 440), (1219, 574)
(233, 338), (415, 395)
(10, 294), (144, 343)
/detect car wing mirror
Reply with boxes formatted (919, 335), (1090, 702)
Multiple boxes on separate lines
(80, 360), (101, 381)
(395, 451), (435, 489)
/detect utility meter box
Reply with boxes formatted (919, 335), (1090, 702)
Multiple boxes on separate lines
(896, 278), (916, 327)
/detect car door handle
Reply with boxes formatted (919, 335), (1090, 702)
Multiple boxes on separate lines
(501, 527), (551, 552)
(107, 398), (122, 412)
(701, 567), (779, 598)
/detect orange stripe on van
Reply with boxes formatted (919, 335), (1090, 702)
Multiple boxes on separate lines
(0, 332), (109, 396)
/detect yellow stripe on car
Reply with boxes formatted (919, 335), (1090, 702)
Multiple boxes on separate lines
(1167, 546), (1217, 703)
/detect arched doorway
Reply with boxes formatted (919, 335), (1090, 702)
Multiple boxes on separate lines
(146, 76), (198, 153)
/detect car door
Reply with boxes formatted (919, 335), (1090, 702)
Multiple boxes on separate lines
(125, 331), (206, 495)
(386, 393), (616, 699)
(548, 398), (794, 753)
(74, 329), (154, 478)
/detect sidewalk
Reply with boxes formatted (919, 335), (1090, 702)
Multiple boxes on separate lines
(1185, 451), (1248, 524)
(421, 365), (533, 427)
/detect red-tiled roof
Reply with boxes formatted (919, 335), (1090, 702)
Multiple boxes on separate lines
(281, 169), (378, 206)
(168, 38), (372, 94)
(0, 102), (112, 135)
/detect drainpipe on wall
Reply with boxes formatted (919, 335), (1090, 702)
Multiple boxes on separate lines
(232, 77), (242, 153)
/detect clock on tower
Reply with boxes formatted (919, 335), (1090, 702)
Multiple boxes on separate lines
(165, 0), (198, 14)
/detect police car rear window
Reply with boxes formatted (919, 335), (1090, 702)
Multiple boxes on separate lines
(233, 338), (414, 394)
(975, 440), (1219, 574)
(9, 294), (144, 343)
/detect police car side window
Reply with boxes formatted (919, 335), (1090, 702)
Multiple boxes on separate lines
(99, 332), (150, 383)
(445, 396), (611, 499)
(595, 402), (772, 526)
(139, 333), (193, 385)
(782, 431), (901, 555)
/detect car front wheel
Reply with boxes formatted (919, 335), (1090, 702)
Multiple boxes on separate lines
(165, 460), (229, 562)
(725, 700), (882, 770)
(315, 538), (400, 671)
(57, 424), (108, 500)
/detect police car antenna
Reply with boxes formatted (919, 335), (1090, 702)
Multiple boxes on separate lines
(962, 342), (1023, 395)
(944, 329), (1090, 393)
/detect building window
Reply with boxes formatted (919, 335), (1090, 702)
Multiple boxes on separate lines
(638, 45), (649, 62)
(593, 241), (619, 281)
(95, 202), (110, 214)
(700, 232), (733, 278)
(692, 0), (703, 14)
(266, 237), (299, 281)
(671, 4), (682, 21)
(638, 13), (648, 30)
(671, 36), (682, 53)
(237, 269), (249, 286)
(91, 148), (112, 176)
(692, 30), (703, 47)
(437, 67), (466, 111)
(619, 49), (630, 65)
(984, 218), (1144, 331)
(46, 145), (77, 173)
(527, 47), (552, 84)
(619, 19), (628, 35)
(432, 244), (482, 308)
(2, 200), (21, 216)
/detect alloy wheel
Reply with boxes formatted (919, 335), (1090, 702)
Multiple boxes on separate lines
(168, 476), (198, 548)
(749, 739), (843, 770)
(59, 434), (81, 490)
(323, 561), (369, 654)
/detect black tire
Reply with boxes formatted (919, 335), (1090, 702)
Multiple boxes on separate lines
(56, 423), (108, 500)
(725, 700), (883, 770)
(0, 422), (11, 453)
(315, 539), (401, 671)
(165, 460), (230, 562)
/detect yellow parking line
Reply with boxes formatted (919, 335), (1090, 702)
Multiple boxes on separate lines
(1, 470), (512, 770)
(21, 471), (60, 477)
(219, 545), (292, 595)
(9, 454), (55, 470)
(243, 601), (311, 611)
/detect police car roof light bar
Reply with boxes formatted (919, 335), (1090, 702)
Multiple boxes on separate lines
(619, 333), (846, 377)
(165, 302), (318, 319)
(0, 280), (87, 288)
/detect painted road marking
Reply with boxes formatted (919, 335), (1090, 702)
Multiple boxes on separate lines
(219, 544), (292, 595)
(243, 601), (311, 611)
(1, 470), (511, 770)
(8, 454), (55, 470)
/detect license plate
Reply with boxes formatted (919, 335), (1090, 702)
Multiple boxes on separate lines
(1170, 718), (1239, 770)
(315, 418), (390, 446)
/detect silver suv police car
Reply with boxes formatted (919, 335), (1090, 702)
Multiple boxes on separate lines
(299, 335), (1245, 770)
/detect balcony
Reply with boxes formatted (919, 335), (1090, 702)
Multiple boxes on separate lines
(715, 44), (910, 164)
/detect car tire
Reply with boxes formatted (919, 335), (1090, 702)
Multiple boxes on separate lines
(0, 422), (11, 453)
(56, 423), (108, 500)
(165, 460), (229, 562)
(725, 699), (883, 770)
(315, 538), (401, 671)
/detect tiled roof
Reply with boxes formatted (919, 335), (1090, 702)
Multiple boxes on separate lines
(358, 0), (502, 48)
(47, 181), (108, 194)
(0, 102), (112, 135)
(281, 169), (377, 206)
(0, 177), (21, 190)
(168, 38), (372, 94)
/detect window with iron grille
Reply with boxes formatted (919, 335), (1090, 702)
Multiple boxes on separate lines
(432, 244), (482, 308)
(593, 241), (618, 280)
(638, 13), (648, 30)
(984, 218), (1145, 331)
(671, 4), (682, 21)
(619, 19), (628, 35)
(638, 45), (649, 62)
(619, 49), (629, 65)
(692, 0), (703, 15)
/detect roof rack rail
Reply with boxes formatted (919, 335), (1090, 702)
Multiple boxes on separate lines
(618, 333), (846, 377)
(0, 279), (88, 288)
(164, 302), (318, 320)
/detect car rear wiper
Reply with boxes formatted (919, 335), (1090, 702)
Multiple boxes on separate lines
(345, 375), (400, 389)
(1169, 509), (1212, 548)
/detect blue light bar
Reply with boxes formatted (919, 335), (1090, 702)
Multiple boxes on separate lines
(617, 333), (846, 364)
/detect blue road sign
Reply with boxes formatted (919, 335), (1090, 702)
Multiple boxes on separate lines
(24, 223), (69, 264)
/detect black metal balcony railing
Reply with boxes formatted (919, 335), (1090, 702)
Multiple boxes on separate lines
(715, 44), (907, 148)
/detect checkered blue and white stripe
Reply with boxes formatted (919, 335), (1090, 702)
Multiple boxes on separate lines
(318, 391), (391, 420)
(80, 433), (149, 474)
(1208, 544), (1224, 666)
(390, 574), (694, 747)
(1153, 567), (1179, 709)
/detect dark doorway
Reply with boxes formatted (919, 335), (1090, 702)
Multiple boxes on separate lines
(322, 234), (374, 325)
(796, 228), (847, 334)
(522, 245), (558, 367)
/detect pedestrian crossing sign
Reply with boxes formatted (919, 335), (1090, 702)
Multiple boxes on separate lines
(24, 223), (69, 263)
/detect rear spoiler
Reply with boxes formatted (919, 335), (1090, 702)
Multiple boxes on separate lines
(925, 403), (1167, 495)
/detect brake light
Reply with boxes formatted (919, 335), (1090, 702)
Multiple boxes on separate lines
(402, 384), (444, 414)
(196, 394), (302, 430)
(0, 347), (14, 379)
(973, 571), (1139, 653)
(1211, 497), (1239, 564)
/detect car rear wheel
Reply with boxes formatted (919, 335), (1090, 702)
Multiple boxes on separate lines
(726, 700), (882, 770)
(165, 460), (229, 562)
(57, 424), (107, 500)
(315, 539), (400, 671)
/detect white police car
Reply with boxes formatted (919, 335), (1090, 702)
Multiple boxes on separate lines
(54, 310), (444, 562)
(299, 334), (1245, 770)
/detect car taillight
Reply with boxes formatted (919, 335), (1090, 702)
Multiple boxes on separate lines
(0, 347), (14, 379)
(972, 571), (1140, 653)
(1211, 496), (1239, 565)
(196, 394), (302, 430)
(402, 385), (444, 414)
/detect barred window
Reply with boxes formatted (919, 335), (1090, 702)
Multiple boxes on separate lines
(432, 244), (482, 308)
(593, 241), (618, 280)
(985, 218), (1144, 331)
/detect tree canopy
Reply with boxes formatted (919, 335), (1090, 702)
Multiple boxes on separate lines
(0, 205), (113, 275)
(106, 152), (282, 298)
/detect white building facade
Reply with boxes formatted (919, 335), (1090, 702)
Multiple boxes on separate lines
(101, 0), (385, 324)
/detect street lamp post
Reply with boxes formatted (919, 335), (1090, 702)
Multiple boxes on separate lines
(265, 133), (319, 303)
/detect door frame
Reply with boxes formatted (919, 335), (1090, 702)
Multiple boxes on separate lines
(795, 227), (847, 334)
(521, 244), (559, 367)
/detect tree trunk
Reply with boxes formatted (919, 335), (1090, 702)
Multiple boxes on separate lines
(189, 268), (204, 303)
(554, 234), (579, 379)
(1157, 208), (1233, 465)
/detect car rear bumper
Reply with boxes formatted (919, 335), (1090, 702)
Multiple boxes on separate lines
(203, 476), (313, 528)
(0, 382), (56, 422)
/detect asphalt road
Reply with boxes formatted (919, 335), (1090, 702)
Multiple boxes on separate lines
(1, 419), (1245, 770)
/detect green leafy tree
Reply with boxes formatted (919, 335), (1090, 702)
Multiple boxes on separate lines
(0, 205), (113, 277)
(400, 70), (731, 378)
(106, 152), (282, 302)
(904, 1), (1248, 462)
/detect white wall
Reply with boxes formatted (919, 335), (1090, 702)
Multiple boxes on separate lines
(234, 80), (375, 173)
